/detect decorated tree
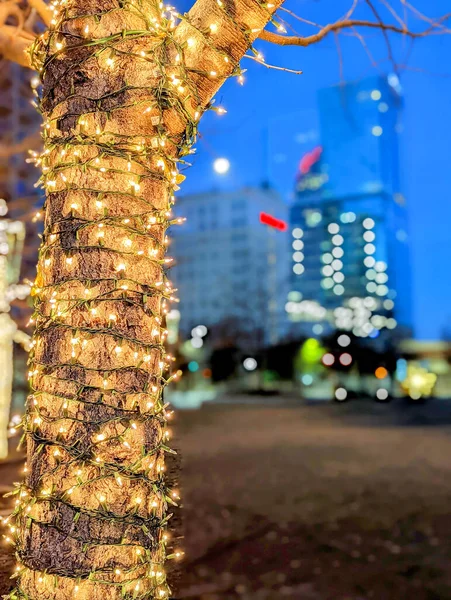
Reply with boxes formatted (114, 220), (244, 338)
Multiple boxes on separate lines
(0, 0), (449, 598)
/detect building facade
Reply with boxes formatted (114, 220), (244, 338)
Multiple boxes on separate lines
(170, 185), (289, 349)
(287, 75), (412, 340)
(0, 63), (42, 285)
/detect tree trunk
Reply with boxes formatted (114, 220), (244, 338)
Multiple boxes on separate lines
(7, 0), (283, 598)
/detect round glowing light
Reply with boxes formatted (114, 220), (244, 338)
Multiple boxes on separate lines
(363, 218), (375, 229)
(322, 353), (335, 366)
(378, 102), (389, 113)
(386, 318), (397, 329)
(293, 264), (305, 275)
(341, 211), (356, 223)
(362, 321), (374, 333)
(339, 353), (352, 366)
(328, 223), (339, 234)
(371, 89), (382, 100)
(293, 251), (304, 262)
(332, 247), (344, 258)
(322, 278), (334, 290)
(363, 231), (375, 242)
(333, 284), (345, 295)
(364, 243), (376, 255)
(292, 228), (303, 239)
(396, 229), (408, 242)
(191, 337), (203, 348)
(383, 299), (394, 310)
(313, 324), (323, 335)
(375, 261), (387, 272)
(335, 388), (348, 401)
(376, 285), (388, 296)
(366, 269), (376, 280)
(372, 125), (383, 137)
(371, 315), (386, 329)
(337, 334), (351, 347)
(375, 273), (388, 284)
(292, 240), (304, 250)
(375, 366), (388, 379)
(332, 234), (344, 246)
(366, 282), (377, 293)
(285, 301), (294, 313)
(322, 265), (333, 277)
(331, 259), (343, 271)
(376, 388), (389, 401)
(322, 253), (333, 264)
(188, 361), (199, 372)
(191, 325), (208, 338)
(288, 291), (302, 302)
(333, 272), (344, 283)
(364, 296), (377, 309)
(302, 374), (313, 386)
(364, 256), (375, 268)
(213, 157), (230, 174)
(243, 357), (257, 371)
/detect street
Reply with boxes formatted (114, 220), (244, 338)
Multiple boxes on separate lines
(2, 397), (451, 599)
(175, 397), (451, 599)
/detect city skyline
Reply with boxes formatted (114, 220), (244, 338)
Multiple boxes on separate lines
(175, 0), (451, 340)
(171, 76), (412, 348)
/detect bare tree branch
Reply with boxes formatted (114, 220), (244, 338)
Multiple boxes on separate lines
(364, 0), (398, 72)
(0, 0), (24, 29)
(0, 0), (38, 67)
(259, 14), (451, 47)
(27, 0), (51, 26)
(0, 24), (34, 66)
(402, 0), (451, 34)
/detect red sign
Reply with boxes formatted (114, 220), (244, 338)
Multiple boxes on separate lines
(299, 145), (323, 175)
(259, 212), (287, 231)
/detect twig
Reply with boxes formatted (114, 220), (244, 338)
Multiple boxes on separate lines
(243, 53), (303, 74)
(350, 25), (383, 74)
(378, 0), (408, 30)
(333, 32), (344, 83)
(278, 7), (322, 29)
(401, 1), (451, 34)
(364, 0), (398, 73)
(0, 24), (34, 67)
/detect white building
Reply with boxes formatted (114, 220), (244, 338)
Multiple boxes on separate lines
(170, 185), (289, 349)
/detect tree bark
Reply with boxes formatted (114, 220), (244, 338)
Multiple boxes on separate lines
(7, 0), (283, 598)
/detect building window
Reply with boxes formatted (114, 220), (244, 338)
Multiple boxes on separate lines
(231, 217), (248, 228)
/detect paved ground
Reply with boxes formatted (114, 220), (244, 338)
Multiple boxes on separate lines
(2, 397), (451, 599)
(176, 398), (451, 599)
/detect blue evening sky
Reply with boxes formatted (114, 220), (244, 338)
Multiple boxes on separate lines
(177, 0), (451, 340)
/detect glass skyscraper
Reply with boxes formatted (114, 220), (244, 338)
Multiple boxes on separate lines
(287, 75), (412, 340)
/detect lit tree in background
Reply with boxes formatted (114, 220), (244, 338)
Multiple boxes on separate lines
(0, 1), (450, 598)
(0, 199), (30, 459)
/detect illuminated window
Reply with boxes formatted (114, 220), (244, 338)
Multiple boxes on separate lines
(304, 211), (322, 227)
(372, 125), (383, 137)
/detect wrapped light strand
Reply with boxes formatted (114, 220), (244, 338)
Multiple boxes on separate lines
(5, 0), (284, 598)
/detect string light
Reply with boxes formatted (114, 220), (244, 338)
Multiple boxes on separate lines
(8, 0), (285, 597)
